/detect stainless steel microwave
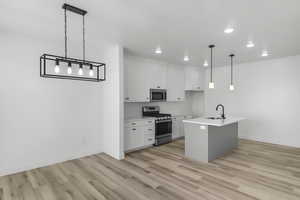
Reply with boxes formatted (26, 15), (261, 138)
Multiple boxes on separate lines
(150, 89), (167, 102)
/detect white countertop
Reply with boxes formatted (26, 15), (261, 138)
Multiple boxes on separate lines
(182, 116), (245, 127)
(125, 117), (156, 122)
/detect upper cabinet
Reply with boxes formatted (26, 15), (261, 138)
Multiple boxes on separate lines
(166, 64), (185, 101)
(124, 54), (204, 102)
(143, 61), (167, 90)
(184, 66), (205, 91)
(124, 56), (150, 102)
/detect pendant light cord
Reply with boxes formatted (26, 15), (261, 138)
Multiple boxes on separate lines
(210, 46), (213, 82)
(230, 54), (235, 85)
(231, 56), (233, 84)
(64, 8), (67, 58)
(83, 15), (85, 61)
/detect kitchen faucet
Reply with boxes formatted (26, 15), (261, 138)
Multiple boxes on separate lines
(216, 104), (225, 119)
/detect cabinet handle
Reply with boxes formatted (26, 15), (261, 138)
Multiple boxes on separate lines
(125, 97), (130, 100)
(157, 86), (160, 88)
(131, 123), (136, 125)
(132, 128), (136, 131)
(148, 138), (153, 141)
(148, 129), (153, 131)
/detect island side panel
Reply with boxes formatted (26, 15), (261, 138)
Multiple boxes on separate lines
(184, 123), (208, 162)
(207, 122), (238, 161)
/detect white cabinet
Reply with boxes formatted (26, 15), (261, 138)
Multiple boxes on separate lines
(125, 127), (144, 150)
(172, 117), (180, 139)
(167, 64), (185, 101)
(124, 57), (150, 102)
(172, 116), (185, 139)
(184, 66), (204, 91)
(125, 119), (155, 151)
(144, 61), (167, 89)
(124, 56), (167, 102)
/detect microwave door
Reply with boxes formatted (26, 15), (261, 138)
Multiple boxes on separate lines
(150, 89), (167, 102)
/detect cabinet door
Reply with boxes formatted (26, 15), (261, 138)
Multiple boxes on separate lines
(184, 66), (204, 91)
(124, 57), (150, 102)
(125, 127), (144, 151)
(144, 61), (167, 89)
(167, 64), (185, 101)
(177, 116), (185, 137)
(172, 118), (180, 139)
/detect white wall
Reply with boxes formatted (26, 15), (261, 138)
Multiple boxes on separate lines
(0, 33), (123, 176)
(205, 55), (300, 147)
(100, 45), (124, 160)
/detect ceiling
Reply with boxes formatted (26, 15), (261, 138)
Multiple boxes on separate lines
(1, 0), (300, 67)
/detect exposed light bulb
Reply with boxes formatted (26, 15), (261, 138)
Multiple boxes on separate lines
(262, 50), (268, 57)
(89, 70), (94, 77)
(54, 65), (60, 74)
(184, 55), (189, 62)
(67, 62), (72, 75)
(209, 82), (215, 89)
(54, 59), (60, 74)
(203, 60), (209, 67)
(246, 41), (255, 48)
(224, 27), (234, 34)
(67, 67), (72, 75)
(229, 84), (235, 91)
(78, 64), (83, 76)
(89, 65), (94, 77)
(155, 47), (162, 54)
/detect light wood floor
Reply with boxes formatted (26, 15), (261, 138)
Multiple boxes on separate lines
(1, 139), (300, 200)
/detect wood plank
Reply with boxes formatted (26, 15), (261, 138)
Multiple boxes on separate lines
(0, 139), (300, 200)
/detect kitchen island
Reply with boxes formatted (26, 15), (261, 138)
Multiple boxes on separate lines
(182, 117), (245, 163)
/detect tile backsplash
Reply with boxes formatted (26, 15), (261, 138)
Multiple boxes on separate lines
(125, 92), (204, 119)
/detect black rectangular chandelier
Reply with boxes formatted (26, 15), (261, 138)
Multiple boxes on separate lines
(40, 4), (106, 82)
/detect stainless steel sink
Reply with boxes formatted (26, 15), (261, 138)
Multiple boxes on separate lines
(206, 117), (223, 120)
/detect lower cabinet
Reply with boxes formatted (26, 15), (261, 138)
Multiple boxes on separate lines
(125, 119), (155, 151)
(172, 115), (188, 139)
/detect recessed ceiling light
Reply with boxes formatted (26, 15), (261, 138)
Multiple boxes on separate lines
(224, 27), (234, 34)
(246, 41), (255, 48)
(155, 47), (162, 54)
(203, 60), (209, 67)
(184, 55), (189, 62)
(262, 50), (269, 57)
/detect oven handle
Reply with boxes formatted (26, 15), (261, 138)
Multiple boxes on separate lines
(156, 120), (172, 124)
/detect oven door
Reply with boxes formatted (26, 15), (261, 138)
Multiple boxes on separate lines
(155, 120), (172, 138)
(150, 89), (167, 102)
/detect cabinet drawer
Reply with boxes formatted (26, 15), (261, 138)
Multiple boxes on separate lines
(125, 119), (155, 128)
(125, 127), (144, 151)
(144, 126), (155, 134)
(144, 134), (155, 146)
(143, 119), (155, 126)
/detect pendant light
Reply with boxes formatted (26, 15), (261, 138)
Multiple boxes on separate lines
(208, 45), (215, 89)
(229, 54), (235, 91)
(78, 63), (84, 76)
(89, 64), (94, 77)
(67, 62), (72, 74)
(40, 3), (106, 82)
(54, 59), (60, 74)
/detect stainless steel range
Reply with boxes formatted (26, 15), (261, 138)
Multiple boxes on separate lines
(142, 106), (172, 146)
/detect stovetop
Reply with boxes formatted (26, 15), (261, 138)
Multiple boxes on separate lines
(142, 106), (172, 120)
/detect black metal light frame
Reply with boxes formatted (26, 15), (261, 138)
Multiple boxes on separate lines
(40, 54), (106, 82)
(40, 4), (106, 82)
